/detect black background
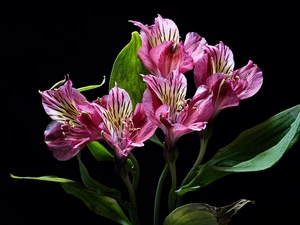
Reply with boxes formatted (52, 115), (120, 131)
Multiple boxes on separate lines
(2, 5), (299, 225)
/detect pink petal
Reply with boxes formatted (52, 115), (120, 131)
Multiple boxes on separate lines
(178, 85), (214, 125)
(232, 60), (263, 100)
(184, 32), (207, 63)
(207, 74), (240, 111)
(193, 53), (210, 87)
(149, 42), (193, 77)
(130, 14), (180, 47)
(44, 121), (90, 161)
(131, 103), (158, 144)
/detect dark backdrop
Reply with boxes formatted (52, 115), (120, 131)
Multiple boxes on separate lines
(3, 5), (299, 225)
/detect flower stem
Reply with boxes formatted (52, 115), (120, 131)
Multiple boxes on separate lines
(128, 152), (140, 192)
(120, 166), (140, 225)
(153, 162), (170, 225)
(168, 156), (177, 213)
(176, 127), (213, 207)
(166, 149), (178, 213)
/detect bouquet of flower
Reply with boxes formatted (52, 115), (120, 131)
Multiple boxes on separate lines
(11, 14), (300, 225)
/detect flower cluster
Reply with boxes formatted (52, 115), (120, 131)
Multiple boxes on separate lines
(40, 14), (262, 167)
(13, 14), (300, 225)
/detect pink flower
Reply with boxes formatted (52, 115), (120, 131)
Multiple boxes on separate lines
(194, 41), (263, 116)
(142, 69), (213, 155)
(130, 14), (207, 78)
(95, 85), (157, 166)
(39, 78), (103, 161)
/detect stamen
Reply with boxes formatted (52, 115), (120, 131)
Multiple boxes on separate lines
(177, 101), (184, 112)
(66, 119), (75, 127)
(172, 43), (177, 52)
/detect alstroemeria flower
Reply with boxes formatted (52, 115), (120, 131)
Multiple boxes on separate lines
(194, 41), (263, 117)
(142, 69), (213, 156)
(95, 85), (157, 166)
(39, 78), (103, 161)
(131, 14), (207, 78)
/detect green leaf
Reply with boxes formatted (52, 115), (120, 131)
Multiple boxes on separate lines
(61, 182), (131, 225)
(109, 31), (149, 109)
(87, 141), (134, 172)
(163, 203), (218, 225)
(11, 174), (131, 225)
(87, 141), (114, 161)
(77, 153), (122, 200)
(77, 76), (106, 92)
(149, 132), (164, 149)
(176, 166), (231, 196)
(164, 199), (253, 225)
(177, 104), (300, 195)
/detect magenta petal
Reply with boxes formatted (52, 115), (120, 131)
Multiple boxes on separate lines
(138, 41), (159, 76)
(232, 60), (263, 100)
(142, 88), (162, 127)
(97, 85), (157, 166)
(44, 121), (90, 161)
(184, 32), (207, 63)
(211, 42), (235, 74)
(40, 77), (103, 161)
(131, 103), (158, 144)
(130, 14), (180, 47)
(155, 104), (172, 130)
(179, 85), (214, 125)
(207, 74), (240, 111)
(149, 41), (175, 77)
(194, 53), (210, 87)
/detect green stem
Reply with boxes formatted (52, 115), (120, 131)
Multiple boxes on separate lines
(176, 127), (213, 207)
(120, 167), (140, 225)
(168, 156), (177, 213)
(128, 152), (140, 192)
(153, 162), (170, 225)
(167, 150), (178, 213)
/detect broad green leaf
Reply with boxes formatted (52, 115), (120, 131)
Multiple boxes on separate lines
(10, 174), (74, 183)
(77, 76), (106, 92)
(177, 104), (300, 195)
(109, 31), (149, 109)
(77, 153), (122, 200)
(87, 141), (114, 161)
(61, 182), (131, 225)
(164, 199), (253, 225)
(176, 166), (231, 196)
(11, 174), (131, 225)
(163, 203), (218, 225)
